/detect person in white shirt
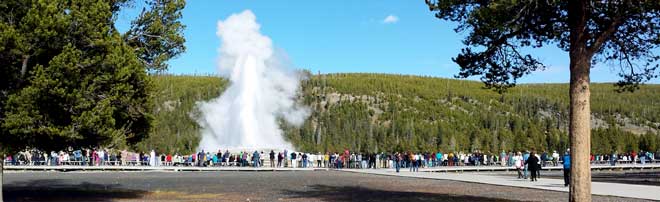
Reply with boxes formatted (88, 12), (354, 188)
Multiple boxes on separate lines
(412, 154), (420, 172)
(309, 154), (316, 168)
(63, 152), (69, 165)
(514, 152), (524, 179)
(535, 153), (542, 178)
(149, 150), (156, 167)
(97, 150), (105, 165)
(552, 150), (560, 166)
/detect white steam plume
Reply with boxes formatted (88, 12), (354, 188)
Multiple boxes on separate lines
(196, 10), (309, 151)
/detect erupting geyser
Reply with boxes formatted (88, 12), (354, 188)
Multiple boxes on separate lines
(196, 10), (309, 151)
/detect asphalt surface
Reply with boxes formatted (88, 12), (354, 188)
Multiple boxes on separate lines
(3, 171), (654, 202)
(490, 170), (660, 186)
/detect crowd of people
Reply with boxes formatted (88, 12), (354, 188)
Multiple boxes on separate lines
(5, 147), (658, 188)
(4, 148), (659, 173)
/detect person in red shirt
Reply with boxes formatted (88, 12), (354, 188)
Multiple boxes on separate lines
(344, 149), (350, 168)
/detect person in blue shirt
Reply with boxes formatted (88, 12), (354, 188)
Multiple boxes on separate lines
(73, 150), (82, 163)
(253, 150), (260, 168)
(563, 149), (571, 187)
(522, 151), (530, 179)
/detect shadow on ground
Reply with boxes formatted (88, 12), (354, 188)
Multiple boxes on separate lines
(4, 179), (147, 202)
(282, 184), (523, 202)
(541, 171), (660, 186)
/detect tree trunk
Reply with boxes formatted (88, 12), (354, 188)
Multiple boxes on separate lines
(568, 55), (591, 202)
(20, 55), (30, 77)
(568, 0), (592, 201)
(1, 154), (4, 202)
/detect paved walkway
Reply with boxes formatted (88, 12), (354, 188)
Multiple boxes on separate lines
(341, 169), (660, 201)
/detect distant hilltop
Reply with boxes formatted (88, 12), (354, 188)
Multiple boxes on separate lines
(138, 73), (660, 155)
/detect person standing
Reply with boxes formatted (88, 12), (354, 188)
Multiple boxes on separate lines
(150, 150), (156, 167)
(514, 152), (523, 179)
(197, 150), (204, 167)
(277, 152), (283, 167)
(82, 149), (89, 166)
(283, 149), (288, 167)
(563, 149), (571, 187)
(552, 150), (560, 166)
(409, 152), (414, 172)
(50, 151), (58, 166)
(541, 151), (548, 167)
(98, 149), (105, 166)
(395, 152), (401, 173)
(525, 151), (540, 181)
(269, 150), (276, 168)
(412, 153), (420, 172)
(260, 151), (265, 166)
(535, 152), (542, 179)
(290, 152), (297, 168)
(302, 153), (308, 168)
(522, 151), (530, 179)
(253, 150), (260, 168)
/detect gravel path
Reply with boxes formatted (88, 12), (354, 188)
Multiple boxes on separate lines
(3, 171), (652, 202)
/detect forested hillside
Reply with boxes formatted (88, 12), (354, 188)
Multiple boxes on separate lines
(136, 75), (227, 153)
(142, 74), (660, 155)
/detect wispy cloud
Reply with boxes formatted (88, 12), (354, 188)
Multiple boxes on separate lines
(382, 15), (399, 24)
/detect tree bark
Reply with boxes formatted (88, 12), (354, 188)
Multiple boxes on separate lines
(568, 0), (592, 201)
(569, 55), (592, 202)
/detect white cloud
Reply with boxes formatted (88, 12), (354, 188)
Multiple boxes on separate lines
(382, 15), (399, 24)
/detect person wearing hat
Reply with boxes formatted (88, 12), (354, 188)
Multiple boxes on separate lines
(563, 149), (571, 187)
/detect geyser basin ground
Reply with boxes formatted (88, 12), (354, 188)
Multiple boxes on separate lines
(4, 171), (648, 202)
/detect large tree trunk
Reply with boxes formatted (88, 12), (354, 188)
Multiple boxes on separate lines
(568, 0), (592, 201)
(569, 55), (592, 202)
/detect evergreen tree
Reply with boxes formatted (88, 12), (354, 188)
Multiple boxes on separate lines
(0, 0), (186, 199)
(425, 1), (660, 200)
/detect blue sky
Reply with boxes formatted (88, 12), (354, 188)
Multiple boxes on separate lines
(116, 0), (658, 84)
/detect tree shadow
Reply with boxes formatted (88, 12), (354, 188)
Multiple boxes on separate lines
(536, 183), (568, 188)
(590, 171), (660, 186)
(282, 184), (525, 202)
(4, 179), (147, 202)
